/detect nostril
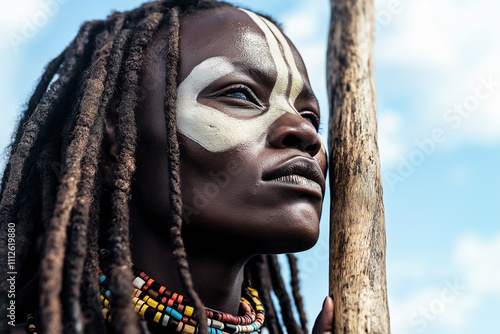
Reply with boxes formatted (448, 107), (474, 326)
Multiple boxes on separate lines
(267, 113), (322, 156)
(282, 133), (320, 156)
(305, 141), (320, 156)
(282, 134), (301, 148)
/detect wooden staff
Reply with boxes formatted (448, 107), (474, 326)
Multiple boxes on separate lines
(327, 0), (390, 332)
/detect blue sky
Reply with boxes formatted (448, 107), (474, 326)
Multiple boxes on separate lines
(1, 0), (499, 333)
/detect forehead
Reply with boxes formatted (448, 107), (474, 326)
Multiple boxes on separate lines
(177, 7), (309, 84)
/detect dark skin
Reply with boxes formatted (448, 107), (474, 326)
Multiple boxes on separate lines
(13, 6), (334, 334)
(130, 7), (333, 334)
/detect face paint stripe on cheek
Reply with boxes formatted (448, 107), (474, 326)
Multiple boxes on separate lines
(176, 57), (299, 152)
(176, 57), (242, 152)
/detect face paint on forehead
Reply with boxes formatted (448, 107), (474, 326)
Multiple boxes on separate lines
(176, 10), (311, 153)
(240, 9), (304, 108)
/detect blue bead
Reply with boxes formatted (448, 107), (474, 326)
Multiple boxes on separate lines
(166, 307), (183, 321)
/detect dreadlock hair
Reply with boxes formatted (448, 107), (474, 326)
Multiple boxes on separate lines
(0, 1), (310, 333)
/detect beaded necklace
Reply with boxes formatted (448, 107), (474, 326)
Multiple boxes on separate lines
(98, 249), (266, 334)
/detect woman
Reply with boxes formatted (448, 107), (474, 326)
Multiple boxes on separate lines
(0, 0), (333, 333)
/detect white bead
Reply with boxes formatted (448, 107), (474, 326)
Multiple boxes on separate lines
(132, 277), (146, 290)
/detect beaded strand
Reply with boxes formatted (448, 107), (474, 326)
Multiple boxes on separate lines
(98, 249), (265, 334)
(27, 313), (38, 334)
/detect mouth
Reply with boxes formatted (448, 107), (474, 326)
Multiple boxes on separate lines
(262, 157), (325, 197)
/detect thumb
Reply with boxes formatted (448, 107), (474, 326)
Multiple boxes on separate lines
(312, 296), (334, 334)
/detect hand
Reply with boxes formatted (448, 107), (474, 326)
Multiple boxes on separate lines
(312, 296), (334, 334)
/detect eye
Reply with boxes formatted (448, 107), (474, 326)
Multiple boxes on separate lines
(225, 91), (249, 100)
(219, 84), (261, 106)
(300, 111), (320, 132)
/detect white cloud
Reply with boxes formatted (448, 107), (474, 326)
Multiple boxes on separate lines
(389, 233), (500, 333)
(376, 1), (461, 68)
(450, 70), (500, 145)
(375, 0), (500, 149)
(389, 284), (477, 334)
(389, 288), (439, 333)
(375, 0), (500, 69)
(282, 3), (323, 43)
(438, 293), (480, 331)
(0, 1), (41, 31)
(0, 0), (63, 52)
(454, 234), (500, 295)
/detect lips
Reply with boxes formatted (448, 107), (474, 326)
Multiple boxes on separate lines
(262, 157), (325, 196)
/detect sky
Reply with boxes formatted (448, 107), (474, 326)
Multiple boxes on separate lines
(1, 0), (499, 333)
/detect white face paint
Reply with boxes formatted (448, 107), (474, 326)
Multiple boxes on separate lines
(176, 9), (308, 152)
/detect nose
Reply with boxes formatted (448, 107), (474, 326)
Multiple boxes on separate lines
(267, 112), (321, 157)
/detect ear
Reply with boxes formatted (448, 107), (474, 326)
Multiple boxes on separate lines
(102, 117), (120, 188)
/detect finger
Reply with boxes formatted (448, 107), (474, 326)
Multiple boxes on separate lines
(312, 296), (334, 334)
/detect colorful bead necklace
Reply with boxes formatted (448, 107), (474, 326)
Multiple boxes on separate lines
(98, 249), (265, 334)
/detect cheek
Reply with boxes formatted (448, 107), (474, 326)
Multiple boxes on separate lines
(178, 147), (254, 229)
(131, 141), (172, 223)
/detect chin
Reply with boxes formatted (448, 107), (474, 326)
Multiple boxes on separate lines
(252, 203), (322, 254)
(280, 228), (320, 253)
(287, 206), (322, 242)
(254, 219), (320, 255)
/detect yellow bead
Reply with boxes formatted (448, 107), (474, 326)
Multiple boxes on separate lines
(184, 305), (194, 317)
(154, 311), (162, 323)
(134, 301), (143, 313)
(147, 297), (159, 309)
(139, 303), (148, 316)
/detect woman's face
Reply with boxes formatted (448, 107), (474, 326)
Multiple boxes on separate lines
(134, 7), (327, 254)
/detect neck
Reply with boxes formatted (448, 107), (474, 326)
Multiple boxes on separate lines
(130, 216), (250, 314)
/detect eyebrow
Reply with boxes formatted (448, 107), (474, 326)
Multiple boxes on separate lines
(231, 61), (318, 106)
(232, 61), (277, 88)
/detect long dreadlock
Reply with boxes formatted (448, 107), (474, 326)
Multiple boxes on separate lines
(0, 1), (310, 333)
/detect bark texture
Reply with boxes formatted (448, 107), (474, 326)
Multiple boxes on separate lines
(327, 0), (390, 333)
